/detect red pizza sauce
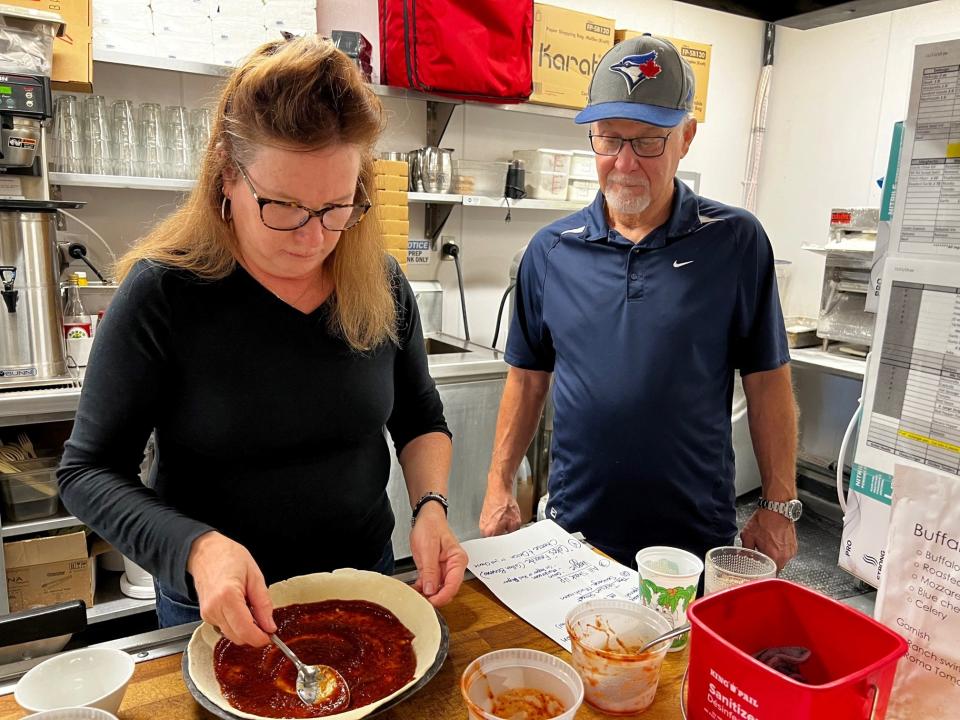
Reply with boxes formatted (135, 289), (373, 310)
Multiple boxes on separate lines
(214, 599), (417, 718)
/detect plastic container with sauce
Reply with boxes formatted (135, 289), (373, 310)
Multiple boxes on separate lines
(460, 648), (583, 720)
(565, 599), (673, 714)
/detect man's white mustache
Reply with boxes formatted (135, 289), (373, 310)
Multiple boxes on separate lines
(607, 174), (648, 189)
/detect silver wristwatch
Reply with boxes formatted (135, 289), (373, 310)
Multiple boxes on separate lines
(758, 497), (803, 521)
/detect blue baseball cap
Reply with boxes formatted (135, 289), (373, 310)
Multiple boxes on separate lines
(575, 34), (695, 128)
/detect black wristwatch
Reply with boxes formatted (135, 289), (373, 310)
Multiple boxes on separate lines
(411, 492), (449, 527)
(758, 496), (803, 522)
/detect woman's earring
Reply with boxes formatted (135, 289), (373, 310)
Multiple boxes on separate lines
(221, 196), (231, 222)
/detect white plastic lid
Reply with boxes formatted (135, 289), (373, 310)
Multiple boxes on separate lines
(0, 4), (65, 36)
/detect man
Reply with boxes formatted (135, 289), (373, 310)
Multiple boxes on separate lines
(479, 34), (799, 571)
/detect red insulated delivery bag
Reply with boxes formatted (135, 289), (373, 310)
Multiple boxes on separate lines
(378, 0), (533, 102)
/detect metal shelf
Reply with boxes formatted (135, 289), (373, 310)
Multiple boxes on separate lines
(0, 386), (81, 425)
(408, 192), (583, 212)
(408, 192), (462, 204)
(89, 571), (155, 625)
(49, 173), (195, 192)
(93, 48), (232, 77)
(462, 195), (582, 211)
(789, 347), (866, 380)
(1, 510), (83, 539)
(92, 50), (580, 120)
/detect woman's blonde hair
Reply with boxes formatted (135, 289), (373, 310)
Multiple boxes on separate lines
(116, 35), (396, 350)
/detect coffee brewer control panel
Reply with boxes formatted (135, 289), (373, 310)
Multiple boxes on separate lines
(0, 73), (51, 120)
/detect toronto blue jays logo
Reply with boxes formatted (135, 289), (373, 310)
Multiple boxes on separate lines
(609, 51), (663, 93)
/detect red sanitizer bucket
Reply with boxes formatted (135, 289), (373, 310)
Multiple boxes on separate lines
(684, 579), (907, 720)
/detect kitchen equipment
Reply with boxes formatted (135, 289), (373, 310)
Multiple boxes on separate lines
(525, 169), (568, 200)
(379, 151), (408, 162)
(635, 546), (703, 652)
(511, 148), (572, 175)
(419, 146), (453, 194)
(461, 649), (584, 720)
(407, 148), (423, 191)
(804, 208), (879, 351)
(569, 150), (596, 178)
(704, 546), (777, 595)
(685, 579), (908, 720)
(566, 177), (599, 202)
(0, 199), (85, 389)
(565, 599), (672, 714)
(0, 455), (59, 521)
(453, 159), (508, 197)
(119, 556), (154, 600)
(504, 159), (525, 200)
(0, 599), (86, 665)
(268, 632), (350, 707)
(14, 647), (135, 714)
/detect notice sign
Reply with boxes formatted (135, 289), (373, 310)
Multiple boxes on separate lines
(407, 239), (432, 265)
(875, 463), (960, 718)
(461, 520), (640, 650)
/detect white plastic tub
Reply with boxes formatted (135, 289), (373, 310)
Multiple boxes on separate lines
(525, 169), (569, 200)
(567, 178), (599, 202)
(512, 148), (572, 175)
(570, 150), (596, 178)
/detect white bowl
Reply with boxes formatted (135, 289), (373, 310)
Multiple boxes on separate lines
(14, 648), (134, 714)
(23, 708), (117, 719)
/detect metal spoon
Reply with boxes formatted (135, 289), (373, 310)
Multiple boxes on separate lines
(268, 633), (351, 707)
(636, 623), (692, 654)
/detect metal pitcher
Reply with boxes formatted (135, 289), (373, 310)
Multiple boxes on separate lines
(420, 147), (454, 194)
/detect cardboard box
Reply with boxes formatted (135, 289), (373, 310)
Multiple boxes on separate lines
(374, 174), (408, 192)
(374, 190), (408, 206)
(381, 220), (409, 237)
(373, 159), (408, 176)
(382, 234), (408, 251)
(615, 30), (711, 123)
(4, 530), (94, 612)
(531, 4), (615, 110)
(376, 204), (408, 221)
(4, 0), (93, 93)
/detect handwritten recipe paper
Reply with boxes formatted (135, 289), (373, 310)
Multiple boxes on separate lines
(461, 520), (640, 650)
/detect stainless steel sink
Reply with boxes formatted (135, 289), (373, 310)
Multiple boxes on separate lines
(424, 337), (472, 355)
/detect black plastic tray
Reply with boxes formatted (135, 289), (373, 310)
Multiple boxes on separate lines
(181, 611), (450, 719)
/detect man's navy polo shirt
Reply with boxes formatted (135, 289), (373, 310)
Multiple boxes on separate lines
(505, 179), (790, 565)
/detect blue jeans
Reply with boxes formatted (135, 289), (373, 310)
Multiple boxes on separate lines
(154, 542), (396, 629)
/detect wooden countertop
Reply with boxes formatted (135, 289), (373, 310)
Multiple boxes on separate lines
(0, 580), (687, 719)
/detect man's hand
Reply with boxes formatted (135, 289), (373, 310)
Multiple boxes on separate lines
(479, 482), (522, 537)
(409, 503), (468, 607)
(188, 531), (276, 646)
(740, 509), (798, 571)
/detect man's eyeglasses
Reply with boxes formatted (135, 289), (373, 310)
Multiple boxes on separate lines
(589, 133), (672, 158)
(235, 162), (371, 232)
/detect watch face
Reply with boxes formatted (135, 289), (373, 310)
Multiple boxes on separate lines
(786, 499), (803, 521)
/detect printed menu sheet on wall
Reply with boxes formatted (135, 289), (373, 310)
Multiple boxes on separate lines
(462, 520), (640, 650)
(890, 39), (960, 260)
(841, 257), (960, 586)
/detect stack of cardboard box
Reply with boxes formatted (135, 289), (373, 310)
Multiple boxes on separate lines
(373, 159), (409, 272)
(3, 530), (101, 613)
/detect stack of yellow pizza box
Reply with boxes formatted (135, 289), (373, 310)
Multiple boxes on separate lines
(373, 159), (410, 271)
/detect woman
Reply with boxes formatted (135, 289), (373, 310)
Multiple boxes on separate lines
(57, 36), (466, 647)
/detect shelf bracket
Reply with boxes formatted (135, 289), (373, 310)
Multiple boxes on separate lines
(426, 100), (456, 148)
(424, 202), (454, 244)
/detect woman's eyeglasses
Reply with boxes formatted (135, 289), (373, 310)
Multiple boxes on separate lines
(235, 162), (371, 232)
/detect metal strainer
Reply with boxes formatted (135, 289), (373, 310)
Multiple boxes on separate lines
(704, 546), (777, 595)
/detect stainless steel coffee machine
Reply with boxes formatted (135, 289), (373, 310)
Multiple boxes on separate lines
(0, 7), (85, 389)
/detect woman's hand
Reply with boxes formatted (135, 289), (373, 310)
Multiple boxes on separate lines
(187, 531), (277, 646)
(409, 503), (468, 607)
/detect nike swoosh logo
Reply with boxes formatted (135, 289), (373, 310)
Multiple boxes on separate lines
(673, 260), (694, 268)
